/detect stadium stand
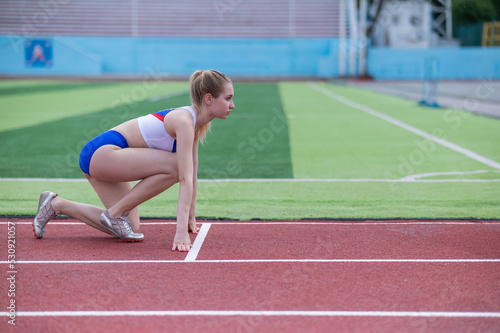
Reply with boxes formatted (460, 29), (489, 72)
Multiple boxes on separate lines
(0, 0), (342, 38)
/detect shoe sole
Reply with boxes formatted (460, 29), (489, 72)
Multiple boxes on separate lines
(124, 238), (145, 243)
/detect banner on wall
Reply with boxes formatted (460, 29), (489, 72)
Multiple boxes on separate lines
(25, 39), (53, 67)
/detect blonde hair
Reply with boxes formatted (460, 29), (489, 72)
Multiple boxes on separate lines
(190, 69), (232, 143)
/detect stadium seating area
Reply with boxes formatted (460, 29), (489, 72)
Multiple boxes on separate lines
(0, 0), (342, 38)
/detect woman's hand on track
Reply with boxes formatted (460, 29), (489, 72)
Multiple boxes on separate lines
(172, 232), (192, 252)
(188, 218), (200, 234)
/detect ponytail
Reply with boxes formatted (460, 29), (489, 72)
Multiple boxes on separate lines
(190, 69), (232, 143)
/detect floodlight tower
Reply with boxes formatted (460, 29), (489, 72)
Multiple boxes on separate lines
(430, 0), (453, 41)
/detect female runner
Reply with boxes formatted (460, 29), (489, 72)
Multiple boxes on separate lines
(33, 70), (234, 252)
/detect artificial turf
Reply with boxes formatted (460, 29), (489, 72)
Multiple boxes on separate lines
(0, 80), (499, 219)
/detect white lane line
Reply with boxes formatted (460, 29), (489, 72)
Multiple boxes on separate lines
(3, 221), (500, 226)
(3, 310), (500, 318)
(6, 260), (186, 264)
(194, 259), (500, 263)
(184, 223), (211, 262)
(308, 83), (500, 170)
(5, 259), (500, 264)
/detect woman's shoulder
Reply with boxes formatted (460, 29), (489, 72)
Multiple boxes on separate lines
(165, 106), (196, 125)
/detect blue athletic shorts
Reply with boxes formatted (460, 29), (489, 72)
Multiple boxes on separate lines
(79, 130), (129, 176)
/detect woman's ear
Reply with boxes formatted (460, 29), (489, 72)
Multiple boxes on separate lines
(204, 93), (213, 106)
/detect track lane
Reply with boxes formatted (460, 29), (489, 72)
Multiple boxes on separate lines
(3, 220), (500, 262)
(1, 219), (499, 332)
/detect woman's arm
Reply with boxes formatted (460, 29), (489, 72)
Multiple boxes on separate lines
(171, 113), (195, 252)
(188, 137), (200, 234)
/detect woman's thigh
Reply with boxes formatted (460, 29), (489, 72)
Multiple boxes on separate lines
(89, 145), (178, 182)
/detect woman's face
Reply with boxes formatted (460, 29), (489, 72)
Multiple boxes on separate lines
(209, 83), (235, 119)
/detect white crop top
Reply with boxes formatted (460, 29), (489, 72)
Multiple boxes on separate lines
(137, 106), (196, 153)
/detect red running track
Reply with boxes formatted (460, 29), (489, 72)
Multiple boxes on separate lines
(1, 219), (500, 333)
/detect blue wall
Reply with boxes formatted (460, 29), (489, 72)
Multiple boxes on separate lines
(368, 47), (500, 80)
(0, 36), (344, 78)
(1, 36), (102, 76)
(2, 35), (500, 79)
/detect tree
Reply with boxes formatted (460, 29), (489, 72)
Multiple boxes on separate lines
(453, 0), (498, 28)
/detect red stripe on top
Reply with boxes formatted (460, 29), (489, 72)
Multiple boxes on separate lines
(152, 113), (165, 121)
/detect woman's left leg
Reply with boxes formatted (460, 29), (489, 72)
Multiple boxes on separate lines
(105, 173), (179, 229)
(84, 174), (141, 232)
(88, 146), (180, 226)
(85, 173), (178, 233)
(48, 176), (143, 235)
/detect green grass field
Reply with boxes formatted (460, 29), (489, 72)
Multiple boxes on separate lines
(0, 79), (499, 219)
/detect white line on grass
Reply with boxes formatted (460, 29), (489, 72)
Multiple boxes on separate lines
(401, 170), (490, 181)
(148, 89), (189, 102)
(308, 83), (500, 170)
(5, 259), (500, 264)
(2, 310), (500, 318)
(1, 177), (500, 183)
(184, 223), (211, 262)
(199, 178), (500, 183)
(0, 178), (88, 182)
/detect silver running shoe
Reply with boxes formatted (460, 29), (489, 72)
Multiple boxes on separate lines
(33, 191), (61, 239)
(99, 210), (144, 242)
